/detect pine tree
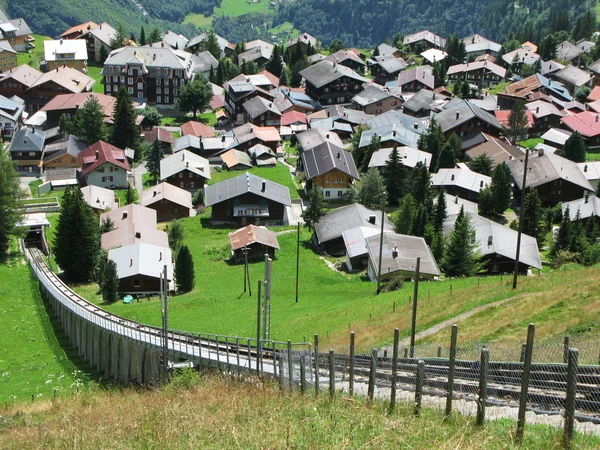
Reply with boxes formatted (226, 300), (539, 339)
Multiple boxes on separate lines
(110, 87), (139, 150)
(394, 195), (417, 235)
(216, 61), (225, 86)
(74, 95), (105, 144)
(418, 118), (444, 172)
(139, 26), (147, 46)
(383, 145), (404, 204)
(350, 125), (368, 169)
(503, 101), (530, 145)
(209, 65), (215, 83)
(109, 24), (128, 49)
(448, 133), (463, 161)
(569, 209), (586, 254)
(302, 188), (326, 230)
(103, 259), (119, 303)
(521, 188), (542, 243)
(148, 26), (162, 44)
(53, 187), (101, 281)
(562, 131), (587, 163)
(146, 138), (164, 182)
(433, 188), (447, 233)
(202, 29), (222, 60)
(265, 45), (283, 77)
(329, 39), (344, 53)
(58, 114), (74, 139)
(412, 205), (428, 237)
(0, 150), (24, 252)
(175, 245), (195, 294)
(362, 135), (381, 172)
(490, 162), (512, 215)
(176, 76), (213, 119)
(550, 206), (572, 260)
(469, 153), (494, 176)
(431, 230), (445, 262)
(168, 220), (184, 251)
(478, 185), (494, 215)
(443, 207), (479, 277)
(409, 162), (432, 206)
(436, 143), (456, 170)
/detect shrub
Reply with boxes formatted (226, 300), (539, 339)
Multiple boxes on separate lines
(382, 275), (405, 292)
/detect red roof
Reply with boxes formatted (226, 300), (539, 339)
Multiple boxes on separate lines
(209, 94), (225, 110)
(60, 21), (98, 37)
(280, 110), (307, 126)
(588, 86), (600, 102)
(143, 128), (173, 144)
(180, 120), (215, 138)
(78, 141), (131, 175)
(494, 110), (534, 128)
(42, 93), (116, 114)
(588, 100), (600, 113)
(561, 111), (600, 138)
(254, 126), (281, 142)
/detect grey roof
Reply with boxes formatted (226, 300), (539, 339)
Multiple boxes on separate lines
(301, 141), (359, 180)
(541, 60), (565, 76)
(160, 150), (210, 181)
(81, 22), (116, 46)
(431, 166), (491, 193)
(314, 203), (394, 245)
(365, 232), (441, 278)
(0, 18), (32, 38)
(10, 127), (45, 153)
(0, 9), (8, 22)
(368, 146), (432, 170)
(434, 99), (502, 134)
(191, 51), (218, 74)
(161, 30), (189, 50)
(204, 172), (291, 207)
(173, 134), (236, 153)
(469, 95), (498, 112)
(541, 127), (572, 146)
(0, 93), (24, 122)
(309, 118), (354, 134)
(308, 53), (325, 64)
(318, 105), (373, 125)
(286, 32), (318, 49)
(297, 128), (344, 152)
(402, 89), (449, 114)
(578, 162), (600, 182)
(372, 55), (407, 74)
(508, 151), (594, 192)
(366, 109), (427, 133)
(342, 226), (389, 259)
(359, 124), (423, 149)
(563, 195), (600, 221)
(221, 149), (252, 169)
(141, 182), (193, 210)
(186, 32), (230, 55)
(553, 65), (592, 88)
(42, 135), (87, 163)
(437, 193), (478, 216)
(556, 41), (584, 62)
(464, 40), (502, 54)
(238, 43), (273, 65)
(525, 100), (563, 119)
(103, 45), (195, 80)
(325, 50), (366, 67)
(465, 139), (523, 166)
(352, 85), (401, 107)
(299, 60), (367, 89)
(377, 43), (400, 56)
(447, 61), (506, 78)
(243, 96), (281, 120)
(109, 243), (172, 281)
(0, 39), (15, 54)
(403, 30), (445, 48)
(502, 48), (540, 65)
(80, 185), (117, 211)
(396, 66), (435, 90)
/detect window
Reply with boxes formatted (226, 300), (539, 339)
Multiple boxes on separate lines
(325, 178), (330, 184)
(133, 279), (140, 288)
(138, 69), (142, 76)
(120, 76), (124, 83)
(128, 77), (133, 85)
(491, 264), (499, 273)
(157, 87), (162, 94)
(338, 191), (343, 197)
(106, 84), (111, 92)
(128, 68), (132, 75)
(113, 75), (118, 82)
(179, 172), (183, 178)
(164, 87), (169, 95)
(325, 190), (330, 197)
(190, 181), (195, 188)
(128, 87), (133, 94)
(180, 181), (184, 188)
(137, 92), (144, 98)
(157, 96), (162, 103)
(376, 101), (382, 106)
(137, 82), (143, 90)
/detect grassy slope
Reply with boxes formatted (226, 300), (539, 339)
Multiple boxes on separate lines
(0, 238), (94, 403)
(184, 0), (275, 30)
(1, 373), (598, 449)
(16, 35), (50, 69)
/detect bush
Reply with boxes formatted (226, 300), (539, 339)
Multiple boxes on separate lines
(192, 189), (204, 206)
(551, 250), (579, 269)
(381, 275), (405, 292)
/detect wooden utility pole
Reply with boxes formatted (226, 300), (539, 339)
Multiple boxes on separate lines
(409, 257), (420, 358)
(513, 147), (529, 290)
(295, 222), (300, 303)
(376, 192), (387, 294)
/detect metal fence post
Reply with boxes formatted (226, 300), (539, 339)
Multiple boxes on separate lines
(516, 323), (535, 442)
(287, 340), (293, 392)
(476, 347), (489, 426)
(563, 348), (579, 448)
(445, 324), (458, 418)
(328, 350), (335, 399)
(314, 334), (319, 397)
(390, 328), (399, 412)
(349, 331), (355, 397)
(415, 360), (425, 416)
(367, 348), (377, 404)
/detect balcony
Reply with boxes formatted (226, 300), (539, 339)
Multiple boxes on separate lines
(233, 205), (269, 217)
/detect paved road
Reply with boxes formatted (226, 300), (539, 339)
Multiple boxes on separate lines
(131, 162), (147, 195)
(19, 174), (40, 199)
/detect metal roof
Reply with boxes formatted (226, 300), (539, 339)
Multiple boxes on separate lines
(80, 185), (116, 211)
(228, 225), (280, 251)
(352, 85), (401, 107)
(243, 96), (281, 120)
(301, 142), (359, 180)
(10, 127), (45, 153)
(109, 243), (172, 280)
(434, 99), (501, 134)
(299, 60), (367, 89)
(562, 195), (600, 220)
(204, 172), (291, 207)
(140, 182), (193, 210)
(160, 150), (210, 181)
(342, 226), (390, 259)
(368, 146), (432, 170)
(431, 166), (491, 193)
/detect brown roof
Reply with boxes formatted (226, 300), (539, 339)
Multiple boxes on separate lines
(29, 66), (95, 93)
(221, 149), (252, 169)
(465, 138), (523, 166)
(144, 128), (174, 145)
(588, 86), (600, 102)
(180, 120), (215, 138)
(0, 64), (42, 88)
(228, 224), (280, 251)
(42, 92), (116, 113)
(99, 204), (168, 251)
(257, 70), (280, 88)
(78, 140), (130, 175)
(60, 21), (98, 38)
(140, 182), (193, 210)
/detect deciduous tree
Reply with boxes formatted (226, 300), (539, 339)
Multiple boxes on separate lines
(0, 151), (24, 252)
(176, 76), (213, 119)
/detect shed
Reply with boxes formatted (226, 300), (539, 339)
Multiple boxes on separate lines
(228, 224), (280, 262)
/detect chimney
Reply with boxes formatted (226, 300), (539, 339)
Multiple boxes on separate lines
(261, 179), (266, 192)
(75, 103), (80, 110)
(368, 215), (376, 225)
(159, 252), (162, 261)
(456, 111), (460, 120)
(221, 135), (226, 142)
(454, 195), (458, 204)
(100, 23), (102, 29)
(129, 259), (133, 267)
(161, 42), (164, 48)
(326, 133), (330, 139)
(536, 107), (539, 114)
(392, 245), (398, 258)
(153, 190), (157, 197)
(56, 66), (59, 72)
(487, 235), (493, 246)
(122, 211), (128, 219)
(60, 38), (63, 45)
(135, 232), (141, 238)
(337, 151), (341, 158)
(596, 115), (599, 123)
(186, 161), (189, 168)
(413, 123), (418, 130)
(95, 149), (99, 159)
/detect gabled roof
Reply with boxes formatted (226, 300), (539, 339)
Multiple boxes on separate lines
(435, 99), (501, 133)
(462, 34), (501, 54)
(204, 172), (291, 207)
(368, 146), (432, 170)
(100, 204), (158, 232)
(501, 48), (540, 65)
(403, 30), (445, 48)
(553, 65), (592, 88)
(109, 242), (172, 280)
(314, 203), (394, 245)
(243, 95), (282, 120)
(352, 85), (401, 107)
(180, 120), (215, 138)
(541, 127), (572, 146)
(286, 32), (318, 49)
(578, 161), (600, 181)
(299, 60), (367, 89)
(80, 22), (117, 46)
(499, 73), (571, 102)
(80, 185), (116, 211)
(41, 92), (117, 118)
(78, 140), (130, 175)
(556, 40), (584, 62)
(465, 138), (523, 166)
(421, 48), (447, 64)
(561, 111), (600, 138)
(342, 226), (392, 259)
(160, 150), (210, 181)
(237, 41), (274, 65)
(359, 123), (423, 149)
(280, 110), (307, 126)
(563, 195), (600, 221)
(524, 100), (563, 120)
(438, 193), (479, 216)
(508, 150), (594, 192)
(29, 66), (95, 94)
(325, 50), (366, 67)
(60, 21), (98, 38)
(144, 128), (174, 145)
(447, 61), (506, 78)
(186, 32), (230, 54)
(191, 51), (218, 74)
(229, 224), (279, 251)
(301, 142), (359, 181)
(141, 182), (193, 209)
(0, 18), (32, 38)
(431, 166), (491, 193)
(402, 89), (449, 114)
(42, 134), (87, 163)
(173, 134), (236, 153)
(397, 66), (434, 90)
(296, 128), (344, 152)
(10, 127), (45, 153)
(377, 43), (400, 57)
(494, 109), (534, 128)
(0, 64), (41, 88)
(541, 60), (565, 76)
(103, 45), (195, 80)
(232, 123), (281, 145)
(161, 30), (189, 50)
(221, 149), (252, 169)
(44, 39), (88, 62)
(366, 232), (441, 278)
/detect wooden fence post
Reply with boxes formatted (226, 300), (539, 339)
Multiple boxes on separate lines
(415, 360), (425, 416)
(563, 348), (579, 449)
(349, 331), (355, 397)
(437, 346), (442, 358)
(445, 324), (458, 418)
(279, 354), (285, 391)
(328, 350), (335, 399)
(476, 347), (489, 426)
(390, 328), (399, 412)
(300, 355), (306, 395)
(314, 334), (319, 397)
(367, 348), (377, 405)
(563, 336), (569, 364)
(516, 323), (535, 442)
(287, 340), (293, 392)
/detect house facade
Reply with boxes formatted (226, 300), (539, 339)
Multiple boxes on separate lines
(299, 60), (367, 106)
(140, 182), (193, 221)
(78, 140), (130, 188)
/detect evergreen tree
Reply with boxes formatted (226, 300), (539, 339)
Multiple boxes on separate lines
(436, 143), (456, 170)
(352, 168), (385, 208)
(109, 24), (128, 49)
(412, 205), (428, 237)
(265, 44), (284, 77)
(431, 230), (445, 262)
(301, 188), (326, 230)
(362, 135), (381, 172)
(469, 153), (494, 176)
(202, 29), (221, 60)
(586, 214), (599, 242)
(139, 26), (147, 46)
(433, 188), (447, 233)
(57, 114), (74, 139)
(53, 187), (100, 281)
(216, 61), (225, 86)
(0, 150), (24, 252)
(561, 131), (587, 163)
(448, 133), (463, 161)
(102, 259), (119, 303)
(99, 45), (108, 63)
(503, 101), (529, 145)
(110, 86), (139, 150)
(443, 207), (479, 277)
(490, 162), (512, 215)
(148, 26), (162, 44)
(383, 145), (404, 204)
(176, 76), (213, 118)
(350, 125), (368, 169)
(74, 95), (105, 144)
(395, 195), (417, 235)
(95, 248), (108, 290)
(478, 185), (494, 216)
(168, 220), (184, 251)
(209, 65), (215, 83)
(409, 162), (432, 206)
(329, 39), (344, 53)
(418, 118), (444, 172)
(521, 188), (542, 243)
(99, 217), (114, 233)
(550, 206), (572, 260)
(445, 34), (466, 66)
(146, 138), (164, 182)
(569, 209), (586, 254)
(279, 67), (292, 87)
(175, 245), (195, 294)
(125, 183), (137, 205)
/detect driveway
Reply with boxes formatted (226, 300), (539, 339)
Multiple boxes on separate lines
(19, 174), (39, 198)
(131, 162), (147, 195)
(285, 202), (304, 226)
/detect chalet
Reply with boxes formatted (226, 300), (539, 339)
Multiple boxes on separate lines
(376, 43), (403, 59)
(368, 146), (432, 171)
(161, 30), (189, 51)
(237, 40), (274, 67)
(185, 32), (232, 58)
(0, 40), (17, 71)
(231, 123), (281, 152)
(173, 134), (236, 162)
(9, 127), (45, 172)
(41, 134), (87, 170)
(140, 182), (193, 221)
(224, 80), (275, 124)
(78, 140), (130, 188)
(109, 242), (172, 294)
(446, 61), (506, 89)
(299, 60), (367, 106)
(578, 162), (600, 191)
(243, 95), (282, 127)
(508, 150), (595, 206)
(395, 66), (434, 92)
(0, 18), (34, 52)
(286, 32), (318, 54)
(79, 22), (117, 62)
(494, 109), (534, 139)
(180, 120), (214, 138)
(362, 110), (427, 148)
(41, 92), (117, 128)
(221, 149), (252, 171)
(0, 93), (24, 138)
(160, 150), (210, 193)
(313, 203), (394, 256)
(561, 111), (600, 148)
(143, 128), (174, 154)
(541, 128), (572, 151)
(524, 100), (564, 136)
(102, 44), (195, 106)
(60, 21), (98, 40)
(249, 143), (277, 166)
(366, 233), (440, 282)
(431, 165), (491, 202)
(563, 194), (600, 224)
(541, 60), (565, 77)
(556, 40), (587, 63)
(552, 65), (592, 95)
(272, 87), (321, 115)
(325, 50), (366, 73)
(191, 51), (218, 77)
(369, 55), (407, 85)
(280, 110), (307, 136)
(42, 168), (78, 191)
(402, 89), (449, 117)
(402, 30), (445, 52)
(434, 99), (502, 139)
(204, 172), (292, 226)
(462, 34), (501, 59)
(80, 185), (117, 212)
(26, 66), (96, 112)
(464, 138), (523, 167)
(342, 226), (392, 271)
(501, 48), (540, 67)
(228, 225), (280, 262)
(351, 85), (402, 115)
(99, 204), (167, 250)
(497, 74), (571, 110)
(43, 39), (88, 71)
(420, 48), (447, 64)
(229, 72), (279, 91)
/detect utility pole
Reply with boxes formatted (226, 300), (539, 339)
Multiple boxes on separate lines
(160, 264), (169, 382)
(409, 257), (420, 358)
(242, 246), (251, 296)
(263, 254), (272, 340)
(513, 148), (529, 290)
(376, 191), (387, 295)
(295, 222), (300, 303)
